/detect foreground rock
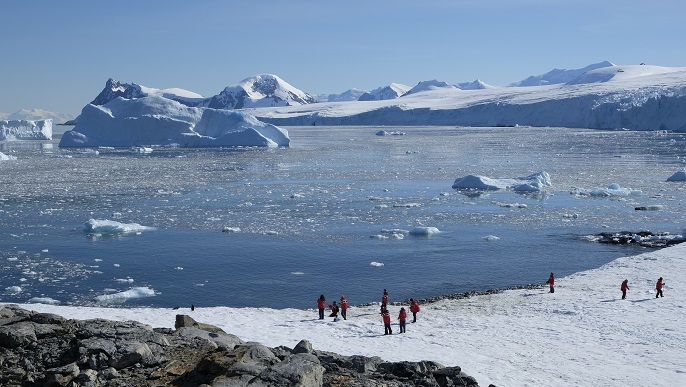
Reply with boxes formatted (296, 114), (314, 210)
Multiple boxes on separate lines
(0, 304), (483, 386)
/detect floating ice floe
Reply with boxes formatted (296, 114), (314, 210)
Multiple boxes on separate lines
(452, 171), (551, 192)
(27, 297), (61, 305)
(84, 219), (156, 235)
(222, 227), (241, 233)
(409, 227), (441, 236)
(375, 130), (406, 136)
(493, 201), (528, 208)
(5, 286), (23, 294)
(370, 262), (384, 267)
(570, 183), (641, 197)
(483, 235), (501, 241)
(1, 119), (52, 140)
(0, 151), (18, 160)
(667, 170), (686, 182)
(94, 287), (155, 303)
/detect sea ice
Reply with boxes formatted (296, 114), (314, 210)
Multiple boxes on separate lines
(667, 170), (686, 182)
(409, 227), (441, 235)
(0, 151), (18, 160)
(83, 219), (156, 235)
(452, 171), (551, 192)
(94, 287), (155, 303)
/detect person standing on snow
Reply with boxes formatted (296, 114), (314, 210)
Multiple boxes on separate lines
(317, 294), (326, 320)
(329, 301), (339, 318)
(409, 298), (420, 323)
(340, 296), (349, 320)
(382, 289), (389, 307)
(398, 307), (407, 333)
(546, 272), (555, 293)
(656, 277), (664, 298)
(621, 279), (630, 299)
(381, 305), (392, 335)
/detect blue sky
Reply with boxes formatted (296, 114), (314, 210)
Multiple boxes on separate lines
(1, 0), (684, 116)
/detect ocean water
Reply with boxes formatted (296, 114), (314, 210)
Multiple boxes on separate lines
(2, 126), (686, 309)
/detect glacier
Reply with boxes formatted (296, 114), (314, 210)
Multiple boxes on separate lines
(59, 96), (290, 148)
(0, 119), (52, 140)
(245, 64), (686, 131)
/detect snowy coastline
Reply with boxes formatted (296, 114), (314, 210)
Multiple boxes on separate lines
(14, 242), (686, 386)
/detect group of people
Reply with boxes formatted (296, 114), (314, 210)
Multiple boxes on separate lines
(547, 272), (665, 300)
(620, 277), (664, 299)
(317, 288), (421, 335)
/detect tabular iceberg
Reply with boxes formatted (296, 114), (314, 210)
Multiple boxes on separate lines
(0, 119), (52, 141)
(59, 96), (290, 148)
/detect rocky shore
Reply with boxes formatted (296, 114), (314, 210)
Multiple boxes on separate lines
(0, 304), (486, 387)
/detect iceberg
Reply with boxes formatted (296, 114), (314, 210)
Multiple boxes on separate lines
(0, 151), (17, 161)
(1, 119), (52, 140)
(59, 96), (290, 148)
(84, 219), (156, 235)
(667, 170), (686, 182)
(570, 183), (642, 197)
(452, 171), (551, 192)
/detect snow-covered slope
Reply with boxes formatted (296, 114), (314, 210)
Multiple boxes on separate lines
(59, 96), (289, 148)
(510, 60), (615, 86)
(204, 74), (316, 109)
(402, 79), (456, 96)
(0, 119), (52, 140)
(455, 79), (495, 90)
(358, 83), (411, 101)
(317, 88), (367, 102)
(3, 109), (74, 123)
(245, 64), (686, 131)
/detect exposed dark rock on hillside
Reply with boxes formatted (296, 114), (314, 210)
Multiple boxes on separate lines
(0, 304), (485, 387)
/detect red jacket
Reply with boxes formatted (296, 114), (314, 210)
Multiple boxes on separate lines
(317, 299), (325, 309)
(621, 281), (629, 291)
(656, 279), (663, 290)
(340, 298), (349, 310)
(382, 294), (389, 305)
(398, 308), (407, 322)
(382, 310), (391, 324)
(410, 301), (420, 313)
(547, 274), (555, 285)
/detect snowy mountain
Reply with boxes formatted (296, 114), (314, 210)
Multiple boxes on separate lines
(455, 79), (495, 90)
(316, 88), (367, 102)
(204, 74), (316, 109)
(510, 61), (615, 86)
(402, 80), (456, 96)
(1, 108), (74, 123)
(242, 64), (686, 132)
(358, 83), (411, 101)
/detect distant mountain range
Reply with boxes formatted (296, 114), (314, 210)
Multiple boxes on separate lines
(0, 109), (74, 123)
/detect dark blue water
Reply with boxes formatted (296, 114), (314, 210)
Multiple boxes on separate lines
(2, 126), (685, 308)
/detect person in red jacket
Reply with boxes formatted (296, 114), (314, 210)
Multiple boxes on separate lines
(381, 305), (392, 335)
(409, 298), (420, 323)
(317, 294), (326, 320)
(329, 301), (339, 318)
(398, 307), (407, 333)
(546, 272), (555, 293)
(382, 289), (389, 307)
(621, 279), (629, 299)
(656, 277), (664, 298)
(340, 296), (349, 320)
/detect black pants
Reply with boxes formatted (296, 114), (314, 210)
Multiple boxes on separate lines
(412, 312), (417, 322)
(656, 289), (663, 298)
(341, 309), (347, 320)
(384, 324), (392, 335)
(318, 308), (324, 319)
(399, 321), (406, 333)
(621, 290), (627, 299)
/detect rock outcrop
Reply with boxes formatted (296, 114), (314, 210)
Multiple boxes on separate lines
(0, 304), (484, 386)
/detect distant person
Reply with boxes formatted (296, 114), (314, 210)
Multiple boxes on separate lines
(382, 289), (389, 306)
(409, 298), (420, 323)
(398, 307), (407, 333)
(317, 294), (326, 320)
(191, 304), (195, 311)
(381, 305), (392, 335)
(340, 296), (349, 320)
(546, 272), (555, 293)
(656, 277), (664, 298)
(621, 279), (630, 299)
(329, 301), (339, 318)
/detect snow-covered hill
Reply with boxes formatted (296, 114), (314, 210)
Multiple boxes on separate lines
(316, 88), (367, 102)
(403, 79), (456, 96)
(358, 83), (411, 101)
(455, 79), (495, 90)
(205, 74), (316, 109)
(244, 64), (686, 131)
(510, 60), (615, 86)
(0, 109), (74, 124)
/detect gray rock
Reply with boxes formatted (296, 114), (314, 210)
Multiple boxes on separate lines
(176, 326), (244, 350)
(257, 353), (324, 387)
(176, 314), (226, 334)
(108, 341), (153, 369)
(0, 321), (37, 348)
(292, 339), (313, 354)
